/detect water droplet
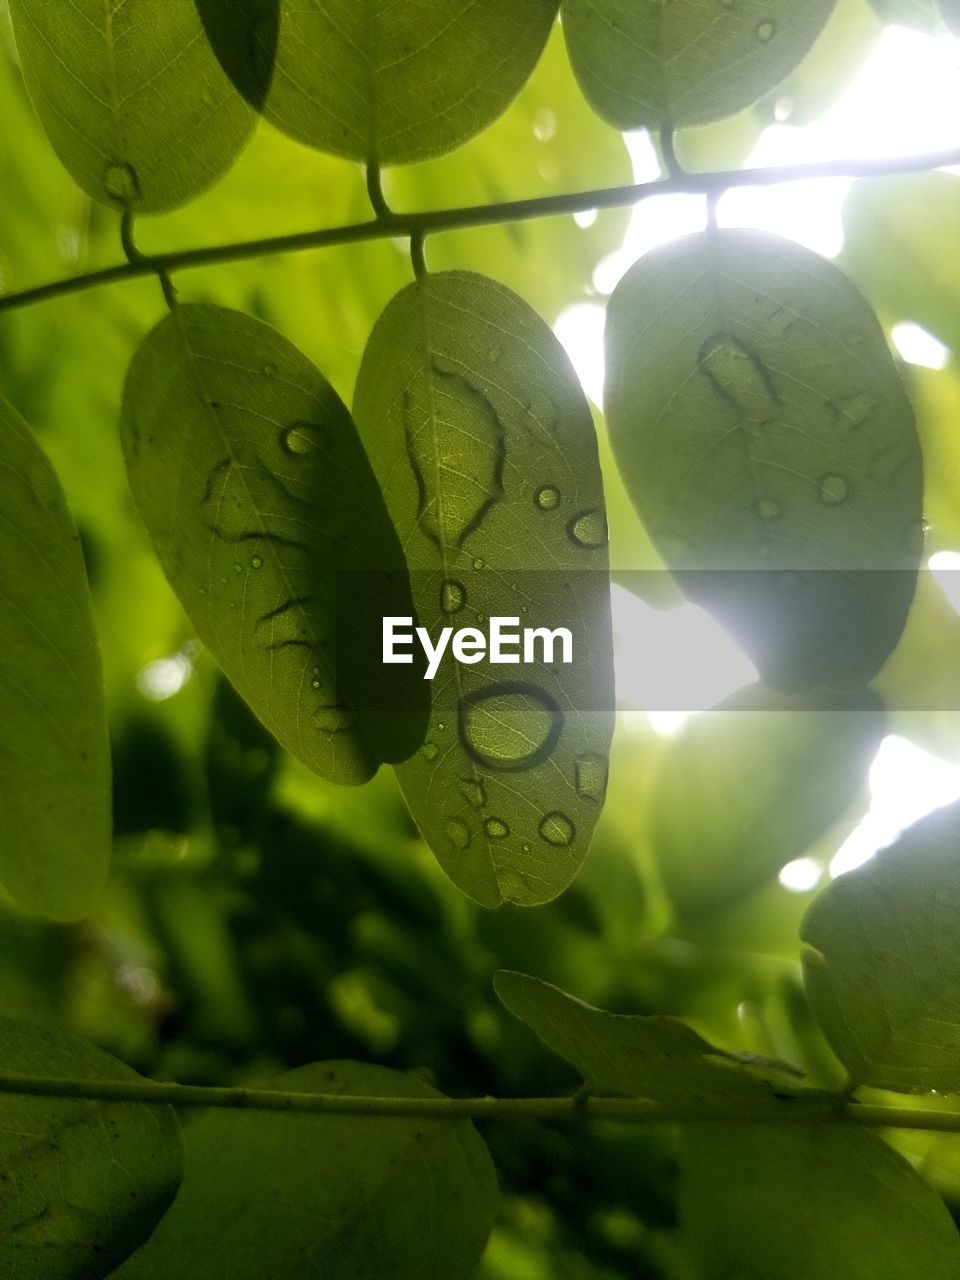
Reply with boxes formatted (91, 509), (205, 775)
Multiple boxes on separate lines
(485, 817), (510, 839)
(312, 665), (322, 676)
(251, 555), (263, 570)
(440, 579), (466, 614)
(473, 558), (486, 571)
(756, 19), (776, 41)
(421, 741), (439, 761)
(521, 842), (531, 854)
(755, 498), (781, 520)
(311, 678), (321, 690)
(262, 362), (277, 377)
(437, 720), (446, 732)
(280, 421), (324, 455)
(699, 333), (777, 419)
(102, 161), (140, 203)
(574, 755), (607, 805)
(832, 393), (874, 430)
(476, 612), (486, 624)
(487, 345), (501, 363)
(539, 812), (575, 847)
(459, 683), (563, 772)
(818, 473), (849, 505)
(536, 486), (561, 511)
(233, 562), (243, 574)
(568, 508), (607, 549)
(459, 778), (486, 808)
(445, 818), (471, 850)
(312, 705), (354, 734)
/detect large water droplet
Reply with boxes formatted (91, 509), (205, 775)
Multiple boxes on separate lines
(699, 334), (778, 419)
(568, 508), (607, 549)
(440, 579), (466, 614)
(818, 473), (849, 506)
(458, 778), (486, 809)
(536, 486), (561, 511)
(445, 817), (471, 850)
(103, 161), (140, 203)
(312, 705), (354, 735)
(574, 755), (607, 805)
(755, 498), (781, 521)
(485, 817), (510, 839)
(539, 812), (575, 847)
(280, 422), (324, 455)
(459, 683), (563, 772)
(756, 19), (776, 41)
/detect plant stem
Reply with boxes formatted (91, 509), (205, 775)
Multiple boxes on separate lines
(1, 1072), (960, 1132)
(1, 146), (957, 316)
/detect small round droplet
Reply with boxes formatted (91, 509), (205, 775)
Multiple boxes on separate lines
(458, 778), (486, 809)
(567, 509), (607, 549)
(574, 755), (607, 805)
(472, 558), (486, 571)
(251, 555), (263, 570)
(539, 811), (576, 847)
(476, 613), (486, 625)
(440, 579), (466, 614)
(312, 705), (353, 734)
(421, 741), (439, 761)
(487, 345), (501, 363)
(756, 19), (776, 41)
(311, 678), (322, 690)
(280, 422), (324, 455)
(312, 665), (322, 676)
(102, 161), (140, 203)
(445, 818), (471, 850)
(485, 817), (510, 840)
(819, 473), (849, 506)
(755, 498), (781, 520)
(536, 486), (561, 511)
(262, 362), (278, 377)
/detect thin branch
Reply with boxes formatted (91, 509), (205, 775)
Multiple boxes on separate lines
(1, 1072), (960, 1132)
(1, 146), (957, 316)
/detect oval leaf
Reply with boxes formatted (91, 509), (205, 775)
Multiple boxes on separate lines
(495, 970), (790, 1101)
(9, 0), (253, 212)
(354, 271), (614, 908)
(243, 0), (557, 165)
(651, 685), (885, 921)
(112, 1061), (497, 1280)
(0, 396), (111, 920)
(121, 304), (428, 785)
(0, 1017), (182, 1280)
(802, 799), (960, 1092)
(561, 0), (836, 131)
(605, 228), (923, 689)
(681, 1123), (960, 1280)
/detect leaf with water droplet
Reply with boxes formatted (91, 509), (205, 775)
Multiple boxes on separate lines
(0, 395), (111, 920)
(121, 304), (428, 785)
(234, 0), (556, 164)
(561, 0), (835, 130)
(605, 228), (923, 689)
(354, 272), (614, 908)
(9, 0), (254, 211)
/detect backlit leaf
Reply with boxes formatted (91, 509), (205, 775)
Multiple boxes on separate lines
(681, 1123), (960, 1280)
(112, 1061), (497, 1280)
(0, 395), (111, 920)
(120, 303), (428, 786)
(239, 0), (558, 165)
(0, 1017), (182, 1280)
(605, 228), (923, 689)
(561, 0), (836, 131)
(802, 799), (960, 1092)
(8, 0), (254, 212)
(354, 271), (614, 908)
(651, 685), (885, 920)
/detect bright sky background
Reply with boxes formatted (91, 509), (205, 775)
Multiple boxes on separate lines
(563, 23), (960, 883)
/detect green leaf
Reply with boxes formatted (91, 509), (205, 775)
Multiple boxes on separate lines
(802, 800), (960, 1092)
(604, 228), (923, 690)
(561, 0), (836, 131)
(120, 303), (428, 786)
(353, 271), (614, 907)
(651, 685), (885, 921)
(494, 970), (784, 1101)
(112, 1061), (497, 1280)
(0, 1016), (182, 1280)
(0, 395), (111, 920)
(680, 1123), (960, 1280)
(8, 0), (254, 213)
(868, 0), (944, 29)
(248, 0), (557, 165)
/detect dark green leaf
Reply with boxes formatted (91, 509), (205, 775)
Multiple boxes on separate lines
(0, 395), (111, 920)
(194, 0), (279, 111)
(353, 272), (614, 907)
(651, 685), (885, 920)
(120, 303), (428, 786)
(250, 0), (557, 165)
(0, 1017), (182, 1280)
(605, 228), (923, 689)
(494, 970), (785, 1100)
(8, 0), (254, 212)
(680, 1123), (960, 1280)
(561, 0), (836, 131)
(112, 1061), (497, 1280)
(802, 800), (960, 1092)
